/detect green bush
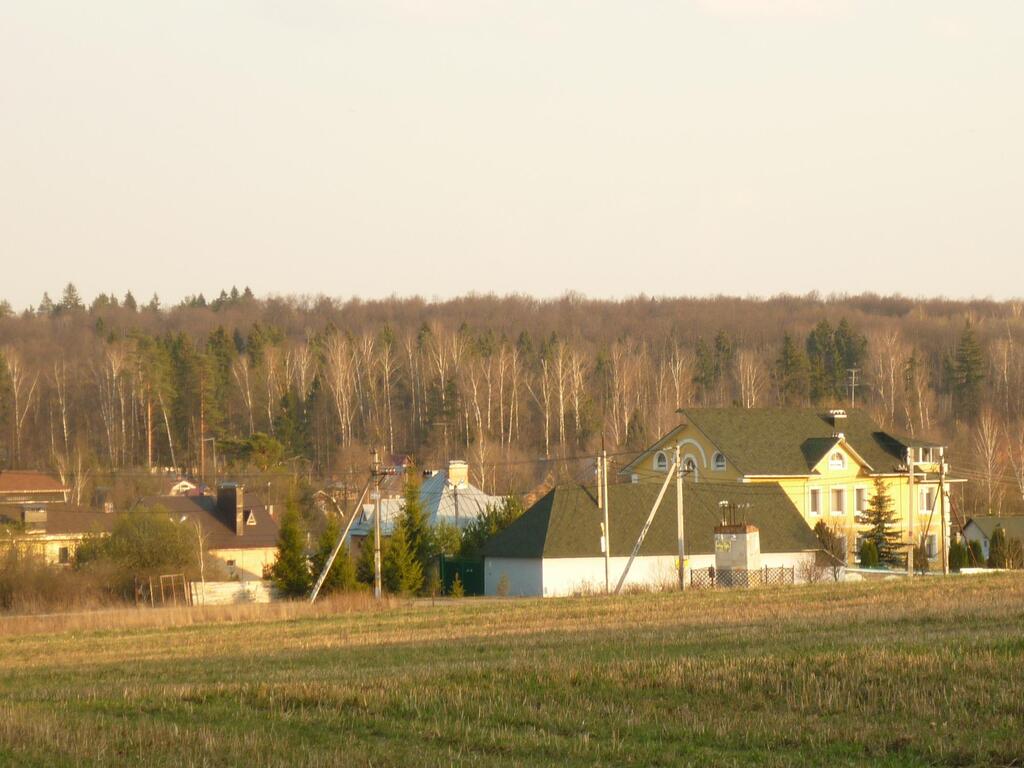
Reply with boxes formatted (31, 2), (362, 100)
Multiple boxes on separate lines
(859, 539), (879, 567)
(988, 527), (1008, 568)
(967, 540), (984, 567)
(948, 541), (966, 573)
(449, 572), (465, 598)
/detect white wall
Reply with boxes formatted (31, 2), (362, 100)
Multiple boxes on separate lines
(486, 551), (819, 597)
(484, 557), (542, 596)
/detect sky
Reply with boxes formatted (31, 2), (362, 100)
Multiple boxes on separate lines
(1, 1), (1022, 309)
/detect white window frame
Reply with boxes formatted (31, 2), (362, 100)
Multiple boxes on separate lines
(926, 535), (938, 558)
(828, 451), (846, 471)
(830, 487), (846, 516)
(854, 486), (868, 516)
(654, 451), (668, 472)
(919, 486), (935, 515)
(808, 487), (822, 517)
(712, 452), (726, 471)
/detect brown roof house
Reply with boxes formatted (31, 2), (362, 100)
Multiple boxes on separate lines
(137, 483), (280, 580)
(0, 504), (117, 566)
(0, 470), (69, 509)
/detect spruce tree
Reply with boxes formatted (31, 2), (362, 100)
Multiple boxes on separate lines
(123, 291), (137, 311)
(382, 523), (423, 595)
(270, 504), (311, 596)
(310, 518), (356, 594)
(857, 478), (902, 566)
(805, 320), (838, 403)
(398, 475), (431, 571)
(776, 333), (809, 406)
(954, 321), (985, 422)
(355, 536), (378, 586)
(59, 283), (84, 312)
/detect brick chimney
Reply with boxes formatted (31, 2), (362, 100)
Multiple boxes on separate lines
(217, 483), (245, 536)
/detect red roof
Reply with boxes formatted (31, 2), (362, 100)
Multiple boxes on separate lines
(0, 471), (69, 494)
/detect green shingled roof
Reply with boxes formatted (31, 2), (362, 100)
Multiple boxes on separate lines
(678, 408), (909, 475)
(965, 516), (1024, 542)
(482, 481), (821, 560)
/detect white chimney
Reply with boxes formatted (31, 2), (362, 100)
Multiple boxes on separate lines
(447, 460), (469, 487)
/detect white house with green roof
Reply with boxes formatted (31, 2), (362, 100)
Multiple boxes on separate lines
(481, 481), (823, 597)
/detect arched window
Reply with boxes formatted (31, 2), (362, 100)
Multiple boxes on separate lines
(712, 452), (726, 471)
(829, 451), (846, 470)
(654, 451), (668, 472)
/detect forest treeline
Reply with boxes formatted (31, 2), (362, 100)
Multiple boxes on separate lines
(1, 285), (1023, 514)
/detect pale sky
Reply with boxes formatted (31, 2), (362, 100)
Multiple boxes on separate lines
(2, 1), (1022, 309)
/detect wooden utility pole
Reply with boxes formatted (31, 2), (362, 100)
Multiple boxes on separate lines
(601, 448), (610, 594)
(939, 448), (948, 575)
(675, 445), (685, 591)
(309, 480), (371, 603)
(372, 450), (383, 600)
(615, 458), (676, 594)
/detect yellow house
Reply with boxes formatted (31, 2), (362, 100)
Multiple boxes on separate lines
(620, 408), (963, 564)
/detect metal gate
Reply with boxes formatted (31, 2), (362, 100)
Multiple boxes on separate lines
(438, 556), (484, 596)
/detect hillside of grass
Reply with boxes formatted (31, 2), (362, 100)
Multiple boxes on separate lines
(2, 575), (1023, 767)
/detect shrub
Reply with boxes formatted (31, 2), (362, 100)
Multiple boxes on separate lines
(859, 539), (879, 567)
(913, 540), (930, 574)
(948, 541), (966, 573)
(967, 540), (984, 567)
(449, 572), (465, 598)
(988, 526), (1008, 568)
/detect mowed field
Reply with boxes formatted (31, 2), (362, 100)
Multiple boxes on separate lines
(2, 576), (1023, 767)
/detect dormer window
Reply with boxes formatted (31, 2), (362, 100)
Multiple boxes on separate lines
(828, 451), (845, 470)
(654, 452), (668, 472)
(712, 452), (726, 471)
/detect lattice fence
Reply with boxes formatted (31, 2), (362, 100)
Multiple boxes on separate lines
(688, 566), (795, 589)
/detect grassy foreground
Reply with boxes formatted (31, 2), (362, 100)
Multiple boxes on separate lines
(2, 576), (1023, 767)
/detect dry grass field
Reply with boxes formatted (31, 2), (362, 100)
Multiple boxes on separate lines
(1, 575), (1023, 767)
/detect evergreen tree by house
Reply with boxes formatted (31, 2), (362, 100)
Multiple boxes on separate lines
(310, 518), (357, 594)
(460, 496), (525, 559)
(948, 540), (966, 572)
(953, 321), (986, 422)
(398, 474), (431, 570)
(270, 503), (311, 597)
(857, 478), (903, 566)
(987, 526), (1008, 568)
(355, 536), (379, 586)
(382, 522), (422, 595)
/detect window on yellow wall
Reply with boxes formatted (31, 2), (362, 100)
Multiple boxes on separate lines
(829, 452), (845, 470)
(809, 488), (821, 516)
(831, 488), (845, 516)
(920, 487), (935, 513)
(712, 452), (726, 471)
(855, 487), (867, 515)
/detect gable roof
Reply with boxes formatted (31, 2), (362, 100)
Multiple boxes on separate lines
(0, 506), (118, 536)
(482, 481), (820, 560)
(965, 516), (1024, 542)
(634, 408), (913, 476)
(0, 471), (68, 495)
(136, 494), (280, 550)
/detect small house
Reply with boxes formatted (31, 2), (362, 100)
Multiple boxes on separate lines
(481, 481), (823, 597)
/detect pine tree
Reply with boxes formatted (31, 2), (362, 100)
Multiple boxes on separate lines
(398, 475), (430, 571)
(857, 478), (902, 566)
(805, 320), (838, 403)
(38, 292), (55, 316)
(449, 572), (465, 598)
(123, 291), (137, 311)
(355, 536), (378, 586)
(776, 333), (809, 406)
(382, 522), (423, 595)
(310, 518), (356, 594)
(59, 283), (84, 312)
(270, 504), (311, 596)
(954, 321), (985, 422)
(988, 526), (1008, 568)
